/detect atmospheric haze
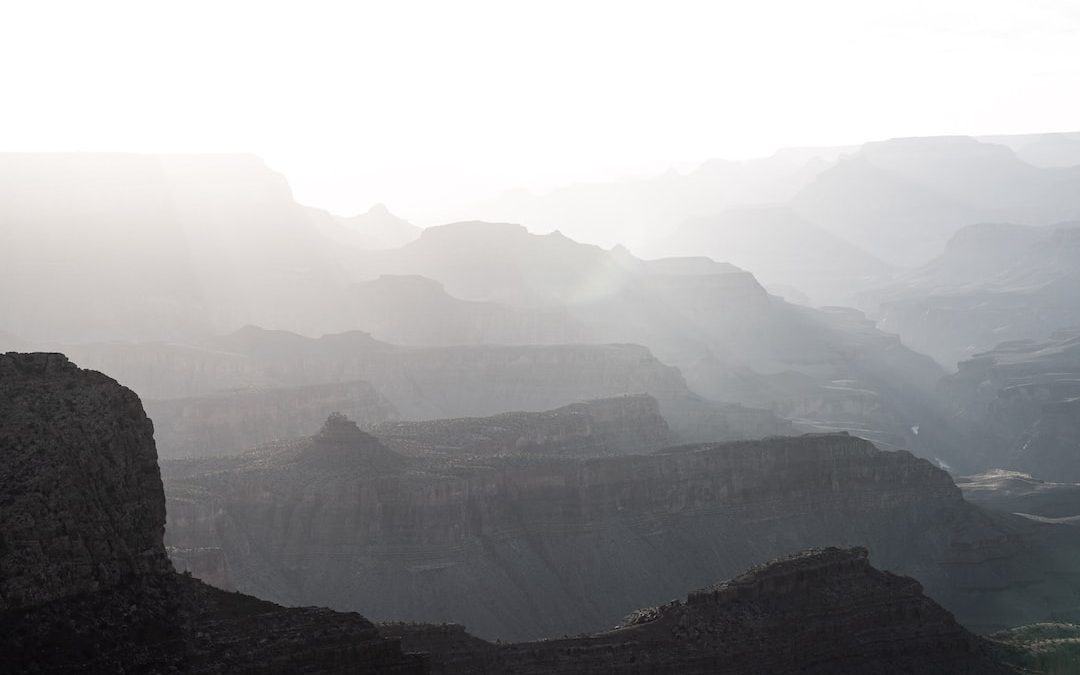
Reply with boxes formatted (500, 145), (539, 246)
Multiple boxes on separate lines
(2, 2), (1080, 674)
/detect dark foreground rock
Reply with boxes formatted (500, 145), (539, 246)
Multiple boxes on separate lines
(384, 547), (1016, 675)
(0, 352), (426, 674)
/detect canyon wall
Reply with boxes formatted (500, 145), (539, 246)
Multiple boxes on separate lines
(163, 426), (1080, 641)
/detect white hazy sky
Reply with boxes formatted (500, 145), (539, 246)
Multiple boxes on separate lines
(1, 0), (1078, 222)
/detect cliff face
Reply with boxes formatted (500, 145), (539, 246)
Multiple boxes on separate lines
(385, 547), (1015, 675)
(937, 329), (1080, 479)
(163, 428), (1080, 641)
(0, 352), (171, 609)
(0, 352), (425, 673)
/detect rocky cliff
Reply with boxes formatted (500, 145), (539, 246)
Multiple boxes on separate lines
(384, 547), (1015, 674)
(936, 329), (1080, 479)
(163, 425), (1080, 641)
(0, 352), (425, 673)
(0, 352), (172, 610)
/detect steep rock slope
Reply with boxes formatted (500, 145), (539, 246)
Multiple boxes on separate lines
(0, 352), (172, 609)
(163, 427), (1080, 641)
(0, 352), (425, 673)
(935, 329), (1080, 479)
(384, 547), (1015, 675)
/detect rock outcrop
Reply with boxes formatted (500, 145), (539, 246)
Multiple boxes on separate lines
(0, 352), (426, 673)
(384, 547), (1015, 674)
(0, 352), (172, 610)
(163, 426), (1080, 641)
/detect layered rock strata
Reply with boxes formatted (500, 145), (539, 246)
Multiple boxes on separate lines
(163, 424), (1080, 641)
(64, 329), (789, 458)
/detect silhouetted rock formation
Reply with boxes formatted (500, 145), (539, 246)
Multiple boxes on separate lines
(163, 428), (1080, 641)
(383, 547), (1015, 674)
(0, 352), (426, 673)
(0, 352), (172, 610)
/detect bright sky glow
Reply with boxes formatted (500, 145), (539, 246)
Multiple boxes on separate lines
(1, 0), (1078, 222)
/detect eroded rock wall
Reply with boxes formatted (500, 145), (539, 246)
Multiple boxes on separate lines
(163, 429), (1079, 641)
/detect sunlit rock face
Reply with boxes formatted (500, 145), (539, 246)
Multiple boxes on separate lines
(384, 547), (1016, 675)
(936, 329), (1080, 480)
(163, 428), (1080, 641)
(0, 352), (426, 673)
